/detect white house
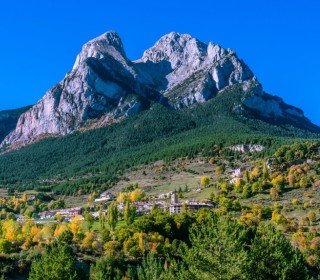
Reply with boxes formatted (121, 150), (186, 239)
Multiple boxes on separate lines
(95, 192), (116, 202)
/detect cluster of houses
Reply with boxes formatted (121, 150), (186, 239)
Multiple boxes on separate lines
(38, 207), (82, 221)
(118, 193), (215, 215)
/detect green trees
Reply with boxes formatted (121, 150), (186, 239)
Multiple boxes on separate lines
(84, 212), (94, 231)
(28, 243), (77, 280)
(107, 203), (119, 232)
(0, 239), (11, 254)
(131, 214), (312, 280)
(182, 214), (248, 280)
(124, 201), (136, 225)
(136, 253), (164, 280)
(1, 86), (317, 195)
(89, 256), (123, 280)
(248, 224), (310, 280)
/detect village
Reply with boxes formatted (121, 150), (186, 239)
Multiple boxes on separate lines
(7, 154), (267, 224)
(11, 190), (215, 224)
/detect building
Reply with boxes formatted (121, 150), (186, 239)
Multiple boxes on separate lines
(56, 207), (82, 218)
(39, 207), (82, 220)
(16, 214), (26, 222)
(157, 191), (174, 200)
(169, 202), (215, 214)
(170, 192), (178, 204)
(39, 211), (56, 220)
(95, 192), (116, 203)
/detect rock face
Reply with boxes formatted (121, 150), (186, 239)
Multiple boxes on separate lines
(1, 32), (159, 147)
(135, 32), (254, 108)
(1, 31), (317, 148)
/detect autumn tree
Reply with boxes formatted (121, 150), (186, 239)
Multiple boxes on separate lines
(130, 189), (145, 202)
(200, 176), (210, 187)
(271, 174), (286, 190)
(270, 186), (280, 201)
(2, 220), (20, 242)
(69, 215), (83, 241)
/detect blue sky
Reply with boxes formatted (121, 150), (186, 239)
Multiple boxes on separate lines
(0, 0), (319, 124)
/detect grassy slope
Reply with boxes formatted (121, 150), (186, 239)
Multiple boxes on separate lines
(0, 88), (318, 193)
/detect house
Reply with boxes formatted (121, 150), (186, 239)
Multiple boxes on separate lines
(27, 195), (36, 202)
(230, 165), (253, 184)
(170, 192), (178, 204)
(168, 193), (215, 214)
(157, 191), (174, 200)
(56, 207), (82, 218)
(91, 211), (106, 218)
(169, 201), (215, 214)
(39, 211), (56, 220)
(16, 214), (26, 222)
(95, 192), (116, 202)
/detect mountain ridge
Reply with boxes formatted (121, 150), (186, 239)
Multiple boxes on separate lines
(1, 31), (318, 150)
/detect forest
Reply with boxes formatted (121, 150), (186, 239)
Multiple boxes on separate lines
(0, 87), (318, 194)
(0, 140), (319, 279)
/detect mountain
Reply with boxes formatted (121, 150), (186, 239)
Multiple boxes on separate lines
(0, 106), (32, 142)
(1, 31), (318, 149)
(0, 89), (318, 194)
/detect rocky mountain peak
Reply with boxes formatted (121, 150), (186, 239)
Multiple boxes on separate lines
(73, 31), (126, 70)
(140, 32), (208, 68)
(136, 32), (254, 104)
(1, 31), (317, 150)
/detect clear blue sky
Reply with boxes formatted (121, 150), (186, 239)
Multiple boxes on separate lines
(0, 0), (319, 124)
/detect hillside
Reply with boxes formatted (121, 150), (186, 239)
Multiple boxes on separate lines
(0, 86), (318, 194)
(0, 106), (31, 142)
(0, 129), (319, 279)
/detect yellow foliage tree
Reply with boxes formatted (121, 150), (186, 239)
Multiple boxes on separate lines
(39, 225), (54, 244)
(116, 192), (130, 203)
(233, 178), (243, 193)
(54, 224), (69, 238)
(2, 220), (20, 242)
(200, 176), (210, 187)
(250, 166), (261, 180)
(271, 174), (286, 190)
(130, 189), (145, 202)
(82, 231), (96, 250)
(69, 215), (83, 240)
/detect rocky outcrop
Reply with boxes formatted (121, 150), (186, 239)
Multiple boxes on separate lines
(134, 32), (254, 108)
(1, 31), (317, 149)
